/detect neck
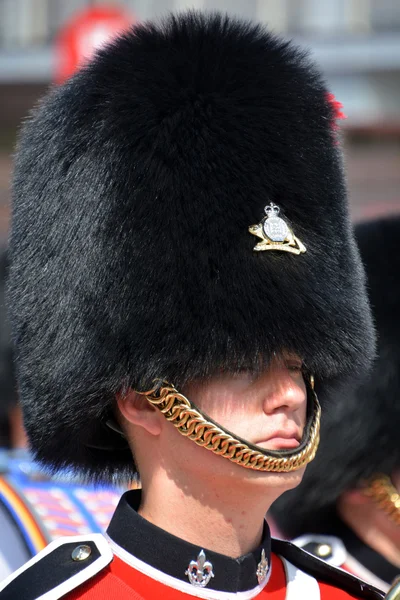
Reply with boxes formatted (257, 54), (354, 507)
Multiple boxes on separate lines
(138, 471), (274, 558)
(338, 499), (400, 568)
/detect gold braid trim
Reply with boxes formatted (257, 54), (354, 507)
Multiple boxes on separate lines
(363, 474), (400, 526)
(138, 381), (321, 473)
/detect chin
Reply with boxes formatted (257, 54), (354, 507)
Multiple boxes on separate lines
(240, 465), (307, 493)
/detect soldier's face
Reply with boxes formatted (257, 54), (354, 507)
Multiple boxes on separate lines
(183, 354), (307, 453)
(160, 353), (308, 491)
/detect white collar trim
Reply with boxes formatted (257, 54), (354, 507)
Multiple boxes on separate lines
(280, 556), (320, 600)
(344, 554), (389, 593)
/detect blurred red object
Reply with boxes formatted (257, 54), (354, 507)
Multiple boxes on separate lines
(326, 92), (347, 127)
(54, 5), (135, 85)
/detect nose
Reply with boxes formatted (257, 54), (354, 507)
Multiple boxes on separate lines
(258, 366), (307, 416)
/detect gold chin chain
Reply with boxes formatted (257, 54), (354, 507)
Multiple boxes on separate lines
(138, 381), (321, 473)
(363, 475), (400, 526)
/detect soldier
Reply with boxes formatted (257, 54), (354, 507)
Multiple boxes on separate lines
(0, 11), (385, 600)
(271, 216), (400, 593)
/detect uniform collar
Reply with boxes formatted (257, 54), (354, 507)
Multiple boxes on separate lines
(106, 490), (272, 596)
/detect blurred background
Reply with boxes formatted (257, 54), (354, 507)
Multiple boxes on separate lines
(0, 0), (400, 446)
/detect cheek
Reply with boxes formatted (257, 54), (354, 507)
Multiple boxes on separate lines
(161, 420), (227, 479)
(301, 392), (308, 419)
(184, 382), (250, 421)
(293, 375), (307, 416)
(162, 385), (252, 467)
(186, 386), (259, 441)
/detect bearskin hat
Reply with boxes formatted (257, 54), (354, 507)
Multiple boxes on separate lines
(271, 216), (400, 538)
(8, 12), (375, 481)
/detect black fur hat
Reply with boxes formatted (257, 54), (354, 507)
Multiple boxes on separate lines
(8, 12), (374, 481)
(271, 216), (400, 538)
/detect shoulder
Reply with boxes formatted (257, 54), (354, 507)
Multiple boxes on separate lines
(0, 534), (112, 600)
(292, 533), (348, 567)
(271, 538), (385, 600)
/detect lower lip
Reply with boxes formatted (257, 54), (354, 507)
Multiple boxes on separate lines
(256, 438), (300, 450)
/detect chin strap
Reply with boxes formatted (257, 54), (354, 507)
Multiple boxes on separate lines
(137, 378), (320, 473)
(363, 474), (400, 527)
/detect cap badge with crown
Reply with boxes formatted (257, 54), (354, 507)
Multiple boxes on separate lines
(249, 203), (306, 255)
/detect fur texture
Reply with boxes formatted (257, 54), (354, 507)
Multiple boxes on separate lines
(271, 216), (400, 537)
(8, 13), (374, 480)
(0, 250), (17, 419)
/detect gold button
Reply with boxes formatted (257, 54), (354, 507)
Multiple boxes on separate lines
(71, 544), (92, 561)
(316, 543), (332, 558)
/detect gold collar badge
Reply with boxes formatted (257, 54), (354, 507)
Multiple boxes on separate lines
(249, 203), (306, 255)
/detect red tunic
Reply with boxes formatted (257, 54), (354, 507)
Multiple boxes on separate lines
(66, 552), (365, 600)
(0, 492), (385, 600)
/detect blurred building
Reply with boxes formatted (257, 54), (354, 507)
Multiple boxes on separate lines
(0, 0), (400, 227)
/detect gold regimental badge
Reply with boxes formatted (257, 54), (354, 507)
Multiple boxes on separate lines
(249, 203), (306, 255)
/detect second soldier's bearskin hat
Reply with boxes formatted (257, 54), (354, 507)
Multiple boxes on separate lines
(271, 216), (400, 537)
(8, 13), (374, 480)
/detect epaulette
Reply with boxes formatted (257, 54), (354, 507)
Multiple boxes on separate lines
(0, 534), (113, 600)
(271, 538), (385, 600)
(292, 534), (348, 567)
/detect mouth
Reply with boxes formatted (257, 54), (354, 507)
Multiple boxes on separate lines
(255, 430), (302, 451)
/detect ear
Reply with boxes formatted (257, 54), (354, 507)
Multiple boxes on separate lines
(116, 390), (162, 437)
